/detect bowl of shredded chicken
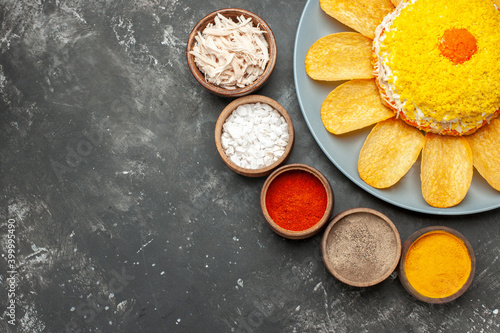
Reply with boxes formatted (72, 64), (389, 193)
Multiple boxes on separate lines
(186, 8), (277, 97)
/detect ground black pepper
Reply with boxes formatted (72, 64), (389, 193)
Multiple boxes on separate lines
(325, 212), (399, 284)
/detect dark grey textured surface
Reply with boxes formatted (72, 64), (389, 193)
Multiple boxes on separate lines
(0, 1), (499, 332)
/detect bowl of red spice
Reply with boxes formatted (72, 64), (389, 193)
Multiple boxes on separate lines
(186, 8), (277, 97)
(260, 164), (334, 239)
(398, 226), (475, 304)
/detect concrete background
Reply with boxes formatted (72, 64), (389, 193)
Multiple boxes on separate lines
(0, 0), (499, 332)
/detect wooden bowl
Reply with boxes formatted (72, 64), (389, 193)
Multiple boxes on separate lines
(321, 208), (401, 287)
(260, 164), (334, 239)
(398, 226), (475, 304)
(186, 8), (277, 97)
(215, 95), (294, 177)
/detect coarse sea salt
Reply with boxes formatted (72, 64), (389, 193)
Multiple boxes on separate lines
(221, 102), (289, 169)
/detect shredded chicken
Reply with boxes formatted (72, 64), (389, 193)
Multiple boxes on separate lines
(190, 13), (269, 89)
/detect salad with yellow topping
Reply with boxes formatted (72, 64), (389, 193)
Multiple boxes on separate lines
(373, 0), (500, 136)
(305, 0), (500, 208)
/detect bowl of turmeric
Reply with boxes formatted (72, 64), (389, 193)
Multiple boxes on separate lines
(186, 8), (277, 97)
(398, 226), (476, 304)
(260, 164), (334, 239)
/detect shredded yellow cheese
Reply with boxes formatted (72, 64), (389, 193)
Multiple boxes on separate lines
(380, 0), (500, 125)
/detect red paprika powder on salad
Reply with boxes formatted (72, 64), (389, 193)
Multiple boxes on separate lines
(265, 170), (327, 231)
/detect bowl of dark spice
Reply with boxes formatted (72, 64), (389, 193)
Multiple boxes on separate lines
(398, 226), (475, 304)
(215, 95), (294, 177)
(321, 208), (401, 287)
(186, 8), (277, 97)
(260, 164), (334, 239)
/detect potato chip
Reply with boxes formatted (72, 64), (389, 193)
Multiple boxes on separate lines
(305, 32), (374, 81)
(421, 134), (473, 208)
(466, 118), (500, 191)
(390, 0), (400, 6)
(358, 118), (424, 188)
(320, 0), (394, 39)
(321, 79), (395, 134)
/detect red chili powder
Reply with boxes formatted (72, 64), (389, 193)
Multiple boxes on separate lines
(265, 170), (327, 231)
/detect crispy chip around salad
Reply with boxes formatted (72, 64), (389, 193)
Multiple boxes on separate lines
(466, 118), (500, 191)
(320, 0), (394, 39)
(421, 134), (473, 208)
(358, 118), (424, 188)
(305, 32), (374, 81)
(321, 79), (395, 134)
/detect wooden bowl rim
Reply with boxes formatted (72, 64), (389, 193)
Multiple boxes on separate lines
(215, 95), (295, 177)
(260, 163), (334, 239)
(398, 226), (476, 304)
(321, 207), (402, 287)
(186, 8), (277, 97)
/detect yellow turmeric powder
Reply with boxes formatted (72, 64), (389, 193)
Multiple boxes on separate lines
(404, 231), (471, 299)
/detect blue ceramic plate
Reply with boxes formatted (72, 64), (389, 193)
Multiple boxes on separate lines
(293, 0), (500, 215)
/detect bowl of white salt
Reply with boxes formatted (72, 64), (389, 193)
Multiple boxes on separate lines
(215, 95), (294, 177)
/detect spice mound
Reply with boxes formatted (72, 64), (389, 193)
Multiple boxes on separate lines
(189, 13), (269, 89)
(221, 102), (289, 170)
(324, 211), (400, 286)
(265, 170), (327, 231)
(404, 230), (472, 299)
